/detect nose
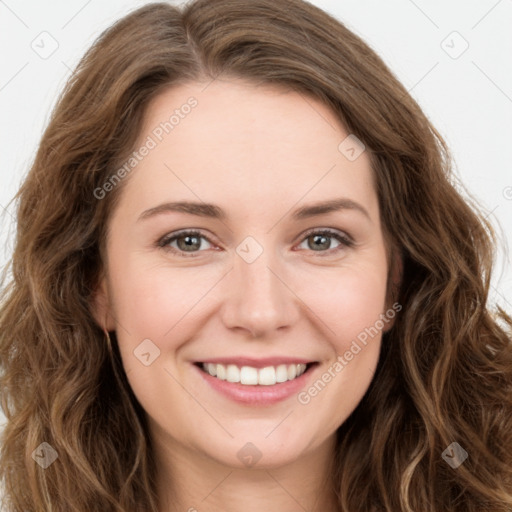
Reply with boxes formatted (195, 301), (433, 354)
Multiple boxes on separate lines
(220, 244), (300, 338)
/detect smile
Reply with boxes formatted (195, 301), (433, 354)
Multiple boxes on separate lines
(193, 357), (318, 405)
(200, 362), (308, 386)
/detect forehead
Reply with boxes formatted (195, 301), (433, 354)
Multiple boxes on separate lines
(139, 77), (348, 159)
(116, 78), (377, 222)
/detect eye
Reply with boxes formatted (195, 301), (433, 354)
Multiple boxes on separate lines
(295, 228), (354, 256)
(158, 230), (214, 257)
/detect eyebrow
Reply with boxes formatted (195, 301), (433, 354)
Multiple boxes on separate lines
(137, 198), (371, 222)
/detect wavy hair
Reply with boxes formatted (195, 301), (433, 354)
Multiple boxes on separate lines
(1, 0), (511, 510)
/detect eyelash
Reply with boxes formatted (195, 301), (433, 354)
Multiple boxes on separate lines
(157, 228), (354, 258)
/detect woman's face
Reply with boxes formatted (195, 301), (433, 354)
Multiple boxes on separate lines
(95, 77), (397, 470)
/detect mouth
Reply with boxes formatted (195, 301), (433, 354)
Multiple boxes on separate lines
(194, 361), (317, 386)
(192, 356), (319, 405)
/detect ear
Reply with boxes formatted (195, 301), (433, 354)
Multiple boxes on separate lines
(383, 247), (403, 332)
(91, 275), (116, 332)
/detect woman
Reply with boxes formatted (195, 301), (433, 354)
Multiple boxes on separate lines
(1, 0), (511, 510)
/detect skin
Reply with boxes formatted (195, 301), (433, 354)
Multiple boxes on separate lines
(93, 77), (401, 512)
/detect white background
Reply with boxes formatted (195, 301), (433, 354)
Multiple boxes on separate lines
(0, 0), (511, 426)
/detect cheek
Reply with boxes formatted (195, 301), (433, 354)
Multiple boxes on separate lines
(106, 257), (210, 404)
(292, 266), (388, 428)
(295, 262), (388, 350)
(107, 253), (220, 351)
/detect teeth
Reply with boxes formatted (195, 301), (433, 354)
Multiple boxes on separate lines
(216, 364), (226, 380)
(226, 364), (240, 383)
(258, 366), (276, 386)
(240, 366), (258, 385)
(276, 364), (288, 383)
(202, 362), (308, 385)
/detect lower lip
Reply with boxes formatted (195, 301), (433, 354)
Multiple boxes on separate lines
(194, 363), (317, 406)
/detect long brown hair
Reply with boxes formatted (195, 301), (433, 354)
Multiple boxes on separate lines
(1, 1), (511, 510)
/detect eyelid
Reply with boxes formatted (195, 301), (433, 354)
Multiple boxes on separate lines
(157, 229), (217, 252)
(298, 226), (354, 245)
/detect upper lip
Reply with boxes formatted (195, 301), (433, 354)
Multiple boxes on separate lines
(196, 357), (315, 369)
